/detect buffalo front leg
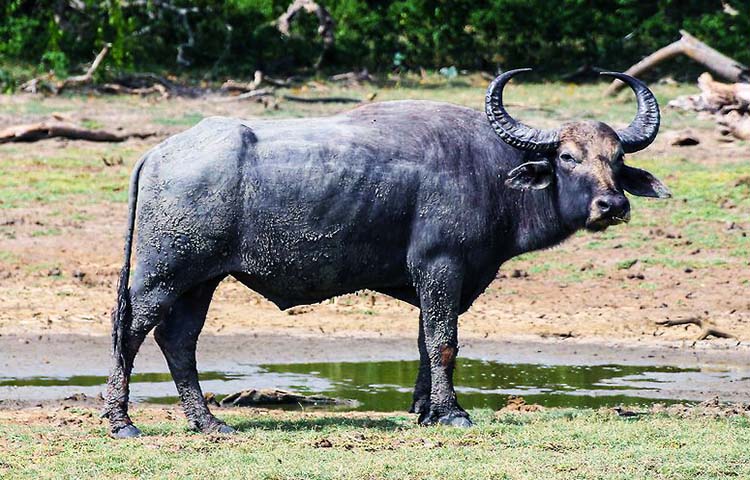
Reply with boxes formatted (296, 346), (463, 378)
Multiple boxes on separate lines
(153, 279), (233, 434)
(413, 256), (471, 427)
(409, 312), (431, 416)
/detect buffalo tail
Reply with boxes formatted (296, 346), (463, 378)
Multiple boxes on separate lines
(112, 155), (147, 367)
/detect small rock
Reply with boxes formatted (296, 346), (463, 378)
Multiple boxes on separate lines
(613, 406), (644, 417)
(498, 395), (544, 413)
(726, 221), (743, 230)
(665, 129), (700, 146)
(64, 393), (88, 401)
(314, 438), (333, 448)
(286, 306), (312, 315)
(510, 269), (528, 278)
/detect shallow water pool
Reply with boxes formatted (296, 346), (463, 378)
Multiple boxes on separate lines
(4, 358), (745, 410)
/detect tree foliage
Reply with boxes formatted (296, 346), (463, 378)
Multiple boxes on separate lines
(1, 0), (748, 79)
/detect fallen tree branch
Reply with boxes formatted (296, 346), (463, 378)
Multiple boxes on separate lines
(329, 69), (374, 85)
(606, 30), (750, 96)
(215, 86), (361, 104)
(20, 43), (111, 95)
(58, 43), (111, 93)
(113, 72), (176, 90)
(213, 88), (276, 102)
(0, 121), (156, 143)
(19, 72), (56, 94)
(99, 83), (169, 98)
(221, 71), (265, 93)
(655, 317), (735, 341)
(281, 94), (360, 103)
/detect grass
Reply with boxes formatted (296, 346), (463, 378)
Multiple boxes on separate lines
(152, 112), (205, 127)
(2, 408), (749, 479)
(0, 146), (136, 208)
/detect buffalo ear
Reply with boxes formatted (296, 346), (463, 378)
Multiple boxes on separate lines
(505, 160), (553, 190)
(620, 165), (671, 198)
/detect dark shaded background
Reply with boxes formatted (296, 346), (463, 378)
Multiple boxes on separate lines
(1, 0), (748, 86)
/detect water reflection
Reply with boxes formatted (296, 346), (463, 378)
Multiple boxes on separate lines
(3, 359), (735, 410)
(259, 359), (699, 410)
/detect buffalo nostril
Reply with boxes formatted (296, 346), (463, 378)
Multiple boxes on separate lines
(595, 198), (611, 212)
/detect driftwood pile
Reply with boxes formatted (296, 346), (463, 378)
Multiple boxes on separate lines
(669, 73), (750, 141)
(606, 29), (750, 141)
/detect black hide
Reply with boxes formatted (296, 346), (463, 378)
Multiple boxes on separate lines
(103, 100), (616, 437)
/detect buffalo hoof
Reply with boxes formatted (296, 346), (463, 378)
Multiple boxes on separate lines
(438, 412), (473, 428)
(111, 424), (142, 439)
(216, 424), (236, 434)
(418, 409), (472, 428)
(196, 419), (236, 434)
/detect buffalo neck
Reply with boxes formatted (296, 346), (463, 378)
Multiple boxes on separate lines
(506, 186), (576, 256)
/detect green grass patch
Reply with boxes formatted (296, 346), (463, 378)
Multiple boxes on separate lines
(0, 148), (136, 208)
(80, 118), (104, 130)
(30, 227), (62, 237)
(152, 112), (204, 127)
(2, 408), (750, 479)
(0, 250), (19, 264)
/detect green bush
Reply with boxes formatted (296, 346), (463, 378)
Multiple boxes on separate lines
(1, 0), (748, 80)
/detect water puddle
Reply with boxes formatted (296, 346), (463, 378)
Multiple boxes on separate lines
(2, 359), (747, 410)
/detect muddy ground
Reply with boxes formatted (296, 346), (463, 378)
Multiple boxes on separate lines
(1, 79), (749, 393)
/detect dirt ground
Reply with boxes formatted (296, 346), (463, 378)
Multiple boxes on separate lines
(1, 81), (749, 371)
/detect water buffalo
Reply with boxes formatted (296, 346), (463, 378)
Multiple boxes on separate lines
(103, 69), (669, 437)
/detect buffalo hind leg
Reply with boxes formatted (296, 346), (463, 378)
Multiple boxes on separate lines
(104, 283), (175, 438)
(153, 278), (232, 434)
(409, 312), (431, 416)
(413, 255), (471, 427)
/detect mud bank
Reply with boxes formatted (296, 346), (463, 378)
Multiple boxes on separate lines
(2, 332), (749, 378)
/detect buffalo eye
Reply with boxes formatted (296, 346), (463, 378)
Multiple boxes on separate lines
(560, 153), (579, 164)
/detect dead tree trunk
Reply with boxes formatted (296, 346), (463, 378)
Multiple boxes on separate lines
(606, 30), (750, 96)
(277, 0), (335, 69)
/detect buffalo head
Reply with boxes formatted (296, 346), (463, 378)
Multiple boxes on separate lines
(485, 68), (670, 232)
